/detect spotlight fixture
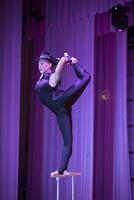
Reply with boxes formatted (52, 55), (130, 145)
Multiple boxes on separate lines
(110, 4), (130, 32)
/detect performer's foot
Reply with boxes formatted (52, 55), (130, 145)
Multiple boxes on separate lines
(50, 170), (71, 177)
(63, 170), (71, 176)
(50, 170), (59, 177)
(50, 170), (65, 177)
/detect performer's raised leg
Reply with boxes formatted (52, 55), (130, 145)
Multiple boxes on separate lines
(53, 63), (91, 105)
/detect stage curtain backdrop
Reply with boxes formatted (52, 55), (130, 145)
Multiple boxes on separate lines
(22, 0), (131, 200)
(93, 13), (131, 200)
(0, 0), (132, 200)
(28, 1), (131, 200)
(0, 0), (22, 200)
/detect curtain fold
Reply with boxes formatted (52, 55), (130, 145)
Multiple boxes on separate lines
(93, 32), (116, 200)
(25, 11), (46, 200)
(93, 13), (131, 200)
(0, 0), (22, 200)
(113, 32), (131, 200)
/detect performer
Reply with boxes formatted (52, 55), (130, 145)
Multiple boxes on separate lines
(35, 51), (91, 176)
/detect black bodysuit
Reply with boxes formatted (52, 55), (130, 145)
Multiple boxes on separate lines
(35, 64), (90, 173)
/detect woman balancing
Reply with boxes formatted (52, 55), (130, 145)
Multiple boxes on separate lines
(35, 51), (91, 177)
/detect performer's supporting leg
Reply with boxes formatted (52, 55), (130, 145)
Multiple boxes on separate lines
(56, 107), (73, 174)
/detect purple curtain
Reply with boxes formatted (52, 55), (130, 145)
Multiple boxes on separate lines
(93, 32), (116, 200)
(22, 2), (46, 199)
(113, 32), (131, 200)
(93, 13), (131, 200)
(33, 1), (130, 199)
(0, 0), (132, 200)
(45, 0), (131, 24)
(0, 0), (22, 200)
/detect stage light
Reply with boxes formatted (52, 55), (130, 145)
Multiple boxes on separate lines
(110, 4), (130, 32)
(100, 91), (109, 101)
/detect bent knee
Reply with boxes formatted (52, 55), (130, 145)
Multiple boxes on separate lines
(83, 73), (91, 83)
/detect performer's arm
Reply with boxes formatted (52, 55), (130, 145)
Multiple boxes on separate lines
(49, 57), (69, 87)
(49, 55), (85, 87)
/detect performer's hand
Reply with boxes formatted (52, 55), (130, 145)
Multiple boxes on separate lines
(70, 57), (78, 64)
(59, 57), (69, 64)
(63, 52), (78, 65)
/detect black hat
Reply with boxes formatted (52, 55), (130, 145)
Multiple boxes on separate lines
(36, 51), (59, 65)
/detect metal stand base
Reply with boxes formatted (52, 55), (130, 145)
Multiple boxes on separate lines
(51, 172), (81, 200)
